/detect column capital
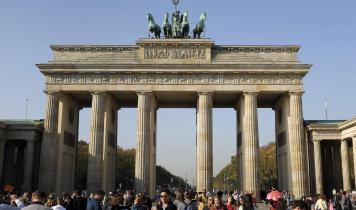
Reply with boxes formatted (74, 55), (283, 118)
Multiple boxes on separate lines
(289, 91), (305, 96)
(43, 90), (63, 97)
(243, 91), (259, 96)
(90, 91), (107, 96)
(137, 91), (153, 96)
(197, 91), (213, 96)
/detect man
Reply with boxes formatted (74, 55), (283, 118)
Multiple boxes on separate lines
(132, 194), (148, 210)
(22, 191), (51, 210)
(73, 190), (87, 210)
(291, 200), (307, 210)
(87, 190), (105, 210)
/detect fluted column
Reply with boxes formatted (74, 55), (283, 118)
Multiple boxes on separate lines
(23, 141), (35, 191)
(87, 92), (106, 193)
(289, 92), (308, 197)
(241, 92), (259, 198)
(341, 139), (351, 190)
(353, 136), (356, 189)
(313, 140), (323, 194)
(135, 92), (152, 193)
(196, 92), (213, 193)
(0, 137), (5, 186)
(149, 97), (157, 198)
(38, 92), (60, 192)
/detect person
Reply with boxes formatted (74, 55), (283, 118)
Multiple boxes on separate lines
(315, 194), (327, 210)
(332, 189), (337, 202)
(211, 195), (227, 210)
(51, 197), (67, 210)
(103, 195), (119, 210)
(341, 191), (351, 210)
(22, 191), (51, 210)
(237, 196), (245, 210)
(291, 200), (307, 210)
(157, 190), (176, 210)
(184, 192), (197, 210)
(226, 195), (236, 210)
(207, 196), (215, 209)
(124, 191), (134, 208)
(87, 190), (105, 210)
(73, 190), (87, 210)
(46, 194), (57, 208)
(328, 199), (334, 210)
(196, 196), (208, 210)
(10, 194), (25, 208)
(173, 192), (185, 210)
(276, 198), (287, 210)
(0, 194), (21, 210)
(131, 194), (148, 210)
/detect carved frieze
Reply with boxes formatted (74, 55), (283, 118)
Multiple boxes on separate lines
(46, 73), (302, 86)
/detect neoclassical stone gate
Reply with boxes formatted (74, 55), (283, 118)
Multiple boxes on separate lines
(37, 39), (311, 198)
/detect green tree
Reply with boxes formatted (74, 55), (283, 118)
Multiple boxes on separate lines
(74, 141), (188, 191)
(213, 142), (277, 191)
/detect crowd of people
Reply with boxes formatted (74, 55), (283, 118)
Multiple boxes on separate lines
(1, 188), (356, 210)
(266, 189), (356, 210)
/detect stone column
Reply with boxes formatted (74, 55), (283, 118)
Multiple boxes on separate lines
(353, 136), (356, 190)
(38, 92), (60, 192)
(313, 140), (323, 194)
(0, 137), (5, 186)
(196, 92), (213, 193)
(241, 92), (259, 197)
(341, 139), (351, 190)
(23, 141), (35, 191)
(149, 97), (157, 198)
(288, 92), (308, 198)
(87, 92), (106, 193)
(135, 92), (152, 193)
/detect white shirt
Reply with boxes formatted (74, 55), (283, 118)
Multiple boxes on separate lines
(51, 205), (66, 210)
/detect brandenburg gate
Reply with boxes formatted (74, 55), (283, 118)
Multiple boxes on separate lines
(37, 38), (311, 198)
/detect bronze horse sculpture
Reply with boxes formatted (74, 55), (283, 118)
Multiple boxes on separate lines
(193, 12), (206, 39)
(147, 13), (161, 38)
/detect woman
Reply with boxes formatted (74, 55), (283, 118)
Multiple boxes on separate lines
(226, 195), (236, 210)
(237, 196), (245, 210)
(157, 190), (177, 210)
(197, 196), (208, 210)
(211, 196), (227, 210)
(315, 194), (327, 210)
(173, 192), (185, 210)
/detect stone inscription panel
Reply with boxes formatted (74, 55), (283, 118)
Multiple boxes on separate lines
(139, 46), (211, 64)
(46, 73), (302, 85)
(144, 48), (206, 60)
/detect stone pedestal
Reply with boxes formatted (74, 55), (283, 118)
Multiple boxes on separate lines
(135, 92), (152, 193)
(38, 92), (60, 192)
(313, 140), (323, 194)
(196, 92), (213, 193)
(240, 92), (260, 198)
(87, 92), (105, 193)
(341, 139), (351, 190)
(289, 92), (308, 198)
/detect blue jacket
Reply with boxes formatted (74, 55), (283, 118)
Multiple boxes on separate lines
(87, 199), (103, 210)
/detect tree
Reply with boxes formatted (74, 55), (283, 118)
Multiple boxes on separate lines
(213, 142), (277, 191)
(74, 141), (188, 191)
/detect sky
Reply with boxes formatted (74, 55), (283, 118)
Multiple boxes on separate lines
(0, 1), (355, 183)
